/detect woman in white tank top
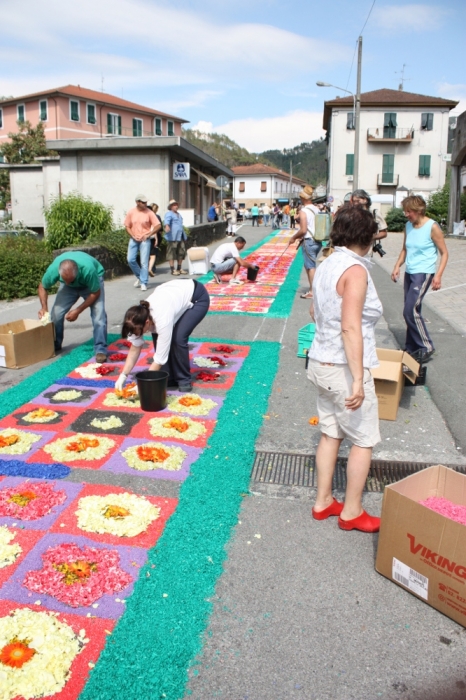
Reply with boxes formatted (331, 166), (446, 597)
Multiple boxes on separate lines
(308, 205), (383, 533)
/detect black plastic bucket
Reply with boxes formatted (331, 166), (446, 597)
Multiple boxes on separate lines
(135, 370), (168, 412)
(247, 265), (260, 282)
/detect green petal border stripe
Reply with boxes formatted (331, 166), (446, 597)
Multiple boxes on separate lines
(79, 338), (280, 700)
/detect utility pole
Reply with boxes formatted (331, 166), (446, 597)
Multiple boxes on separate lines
(289, 160), (292, 202)
(353, 36), (362, 192)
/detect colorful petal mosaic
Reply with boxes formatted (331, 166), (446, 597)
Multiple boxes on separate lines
(0, 333), (272, 699)
(203, 229), (302, 316)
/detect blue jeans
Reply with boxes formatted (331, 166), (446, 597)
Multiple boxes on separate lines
(263, 214), (270, 226)
(51, 276), (107, 355)
(127, 238), (151, 285)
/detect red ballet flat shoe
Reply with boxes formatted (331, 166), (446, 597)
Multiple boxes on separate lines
(312, 498), (344, 520)
(338, 510), (380, 533)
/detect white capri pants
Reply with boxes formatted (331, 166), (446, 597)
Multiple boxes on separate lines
(307, 360), (381, 448)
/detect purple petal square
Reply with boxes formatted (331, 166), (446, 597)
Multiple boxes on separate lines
(32, 383), (105, 408)
(101, 437), (202, 482)
(0, 430), (58, 463)
(0, 532), (147, 619)
(190, 355), (245, 373)
(0, 477), (83, 530)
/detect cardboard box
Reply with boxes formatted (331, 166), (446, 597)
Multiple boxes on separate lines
(371, 348), (419, 421)
(0, 319), (55, 369)
(376, 465), (466, 627)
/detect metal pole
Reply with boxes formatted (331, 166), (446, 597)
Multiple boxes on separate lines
(289, 159), (292, 202)
(353, 35), (362, 191)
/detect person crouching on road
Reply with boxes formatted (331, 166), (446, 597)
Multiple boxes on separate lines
(307, 205), (382, 533)
(210, 237), (256, 286)
(115, 279), (210, 394)
(124, 195), (160, 292)
(38, 251), (108, 363)
(391, 195), (448, 362)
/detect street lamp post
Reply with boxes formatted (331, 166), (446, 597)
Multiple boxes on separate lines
(317, 81), (359, 190)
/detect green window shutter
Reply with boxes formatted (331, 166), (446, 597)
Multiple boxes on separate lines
(17, 105), (25, 122)
(168, 121), (174, 136)
(117, 116), (122, 135)
(70, 101), (79, 121)
(345, 154), (354, 175)
(133, 119), (137, 137)
(155, 118), (162, 136)
(107, 113), (113, 134)
(382, 154), (394, 183)
(87, 105), (96, 124)
(421, 113), (433, 130)
(40, 101), (47, 121)
(383, 113), (397, 138)
(0, 109), (2, 129)
(419, 155), (431, 176)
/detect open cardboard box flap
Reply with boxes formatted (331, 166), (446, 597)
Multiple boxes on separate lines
(401, 351), (420, 385)
(372, 348), (420, 384)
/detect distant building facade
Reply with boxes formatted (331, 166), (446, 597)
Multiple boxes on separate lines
(0, 85), (187, 143)
(323, 88), (458, 211)
(231, 164), (306, 208)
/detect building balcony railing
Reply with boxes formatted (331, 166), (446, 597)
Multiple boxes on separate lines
(377, 174), (399, 187)
(367, 128), (414, 143)
(105, 127), (173, 138)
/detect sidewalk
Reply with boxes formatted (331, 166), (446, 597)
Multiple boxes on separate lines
(1, 225), (466, 700)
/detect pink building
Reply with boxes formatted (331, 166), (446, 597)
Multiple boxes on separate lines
(0, 85), (187, 143)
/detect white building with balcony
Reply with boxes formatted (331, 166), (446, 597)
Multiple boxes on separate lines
(323, 88), (458, 213)
(231, 164), (306, 209)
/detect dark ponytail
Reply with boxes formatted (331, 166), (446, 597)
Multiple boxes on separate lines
(121, 301), (152, 338)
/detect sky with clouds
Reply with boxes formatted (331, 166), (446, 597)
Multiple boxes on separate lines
(3, 0), (465, 151)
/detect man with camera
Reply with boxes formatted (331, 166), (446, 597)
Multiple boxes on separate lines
(350, 190), (387, 257)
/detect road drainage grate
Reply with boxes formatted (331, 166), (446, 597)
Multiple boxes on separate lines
(251, 451), (466, 492)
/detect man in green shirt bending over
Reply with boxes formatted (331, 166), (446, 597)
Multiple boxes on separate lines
(38, 251), (108, 362)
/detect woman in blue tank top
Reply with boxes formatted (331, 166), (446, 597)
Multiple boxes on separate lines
(391, 195), (448, 362)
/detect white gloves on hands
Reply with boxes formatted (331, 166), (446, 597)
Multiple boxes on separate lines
(115, 373), (128, 391)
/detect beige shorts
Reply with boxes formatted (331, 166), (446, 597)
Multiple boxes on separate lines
(307, 360), (381, 448)
(166, 240), (186, 260)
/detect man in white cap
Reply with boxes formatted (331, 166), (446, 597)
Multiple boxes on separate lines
(164, 199), (188, 275)
(124, 195), (160, 291)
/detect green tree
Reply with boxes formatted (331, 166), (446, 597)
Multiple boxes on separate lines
(0, 170), (10, 209)
(44, 193), (113, 251)
(0, 120), (55, 164)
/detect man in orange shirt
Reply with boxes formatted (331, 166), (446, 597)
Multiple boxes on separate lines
(282, 203), (290, 228)
(124, 195), (161, 291)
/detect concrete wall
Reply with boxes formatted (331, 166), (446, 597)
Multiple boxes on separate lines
(328, 106), (450, 204)
(10, 166), (46, 228)
(59, 150), (170, 226)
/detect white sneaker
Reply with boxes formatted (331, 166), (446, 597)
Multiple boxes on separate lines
(229, 278), (244, 286)
(140, 284), (147, 291)
(133, 279), (140, 287)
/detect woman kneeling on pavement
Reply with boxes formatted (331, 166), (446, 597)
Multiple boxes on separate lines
(115, 279), (210, 394)
(307, 205), (382, 533)
(391, 195), (448, 363)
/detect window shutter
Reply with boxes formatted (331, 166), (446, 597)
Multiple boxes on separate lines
(117, 116), (122, 135)
(70, 101), (79, 121)
(87, 105), (96, 125)
(382, 154), (394, 183)
(0, 109), (2, 129)
(239, 182), (245, 192)
(419, 155), (431, 176)
(155, 118), (162, 136)
(261, 181), (267, 192)
(107, 113), (112, 134)
(346, 112), (354, 130)
(133, 119), (137, 137)
(40, 101), (47, 121)
(421, 113), (434, 130)
(345, 154), (354, 175)
(383, 113), (397, 138)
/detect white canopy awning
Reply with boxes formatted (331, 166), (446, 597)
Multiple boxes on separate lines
(192, 168), (221, 190)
